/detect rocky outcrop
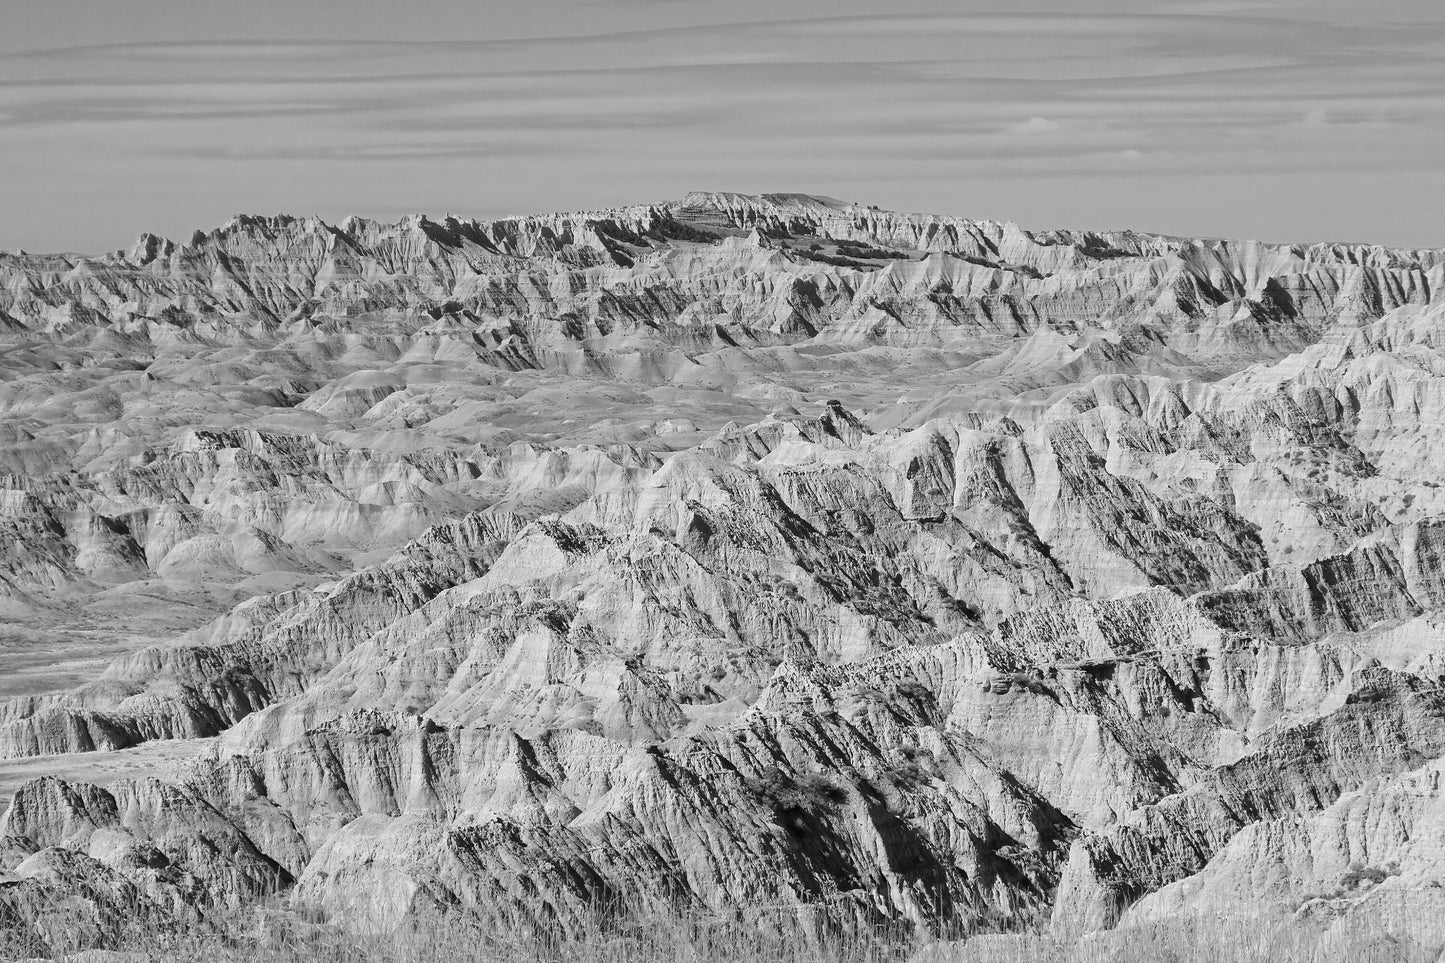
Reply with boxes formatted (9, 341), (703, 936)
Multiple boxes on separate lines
(4, 193), (1445, 951)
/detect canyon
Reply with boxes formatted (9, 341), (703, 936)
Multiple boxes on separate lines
(2, 191), (1445, 955)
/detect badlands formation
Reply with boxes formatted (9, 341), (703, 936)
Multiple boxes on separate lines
(3, 191), (1445, 950)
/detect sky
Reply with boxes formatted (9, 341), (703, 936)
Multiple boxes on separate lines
(2, 0), (1444, 252)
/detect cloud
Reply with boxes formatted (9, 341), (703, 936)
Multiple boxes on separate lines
(2, 2), (1444, 250)
(1006, 117), (1064, 135)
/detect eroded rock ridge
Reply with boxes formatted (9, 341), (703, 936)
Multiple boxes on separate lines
(3, 192), (1445, 945)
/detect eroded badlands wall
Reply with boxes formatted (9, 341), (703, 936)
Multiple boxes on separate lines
(4, 193), (1445, 942)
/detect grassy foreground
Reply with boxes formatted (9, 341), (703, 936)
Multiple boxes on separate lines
(3, 893), (1443, 963)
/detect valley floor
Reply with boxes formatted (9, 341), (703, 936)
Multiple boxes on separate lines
(0, 738), (214, 813)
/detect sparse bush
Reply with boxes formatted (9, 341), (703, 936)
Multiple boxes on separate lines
(892, 681), (932, 702)
(157, 304), (193, 327)
(833, 240), (909, 260)
(984, 671), (1052, 696)
(795, 772), (849, 806)
(1337, 860), (1402, 893)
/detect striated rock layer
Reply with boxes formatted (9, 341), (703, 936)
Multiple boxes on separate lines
(3, 192), (1445, 948)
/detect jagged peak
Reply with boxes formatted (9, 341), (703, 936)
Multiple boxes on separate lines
(127, 232), (176, 264)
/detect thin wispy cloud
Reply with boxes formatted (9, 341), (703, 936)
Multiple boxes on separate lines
(1, 0), (1443, 250)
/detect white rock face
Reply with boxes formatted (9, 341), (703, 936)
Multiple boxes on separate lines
(3, 192), (1445, 945)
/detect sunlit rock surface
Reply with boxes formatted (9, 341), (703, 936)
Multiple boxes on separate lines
(4, 192), (1445, 943)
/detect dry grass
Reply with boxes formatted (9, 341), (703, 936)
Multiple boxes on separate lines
(2, 892), (916, 963)
(5, 889), (1445, 963)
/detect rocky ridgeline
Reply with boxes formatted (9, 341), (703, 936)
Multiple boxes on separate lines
(3, 193), (1445, 951)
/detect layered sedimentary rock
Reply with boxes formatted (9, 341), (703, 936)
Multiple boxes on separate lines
(3, 193), (1445, 948)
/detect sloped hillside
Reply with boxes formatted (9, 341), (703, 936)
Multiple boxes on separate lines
(3, 193), (1445, 953)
